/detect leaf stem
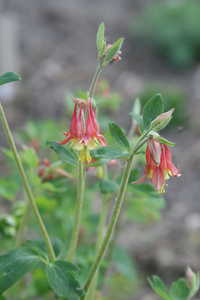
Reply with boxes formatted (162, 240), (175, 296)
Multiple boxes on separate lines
(88, 64), (102, 99)
(0, 103), (56, 261)
(67, 161), (85, 262)
(82, 134), (149, 298)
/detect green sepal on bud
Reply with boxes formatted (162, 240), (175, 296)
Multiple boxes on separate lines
(96, 23), (124, 66)
(96, 23), (106, 59)
(151, 108), (174, 132)
(102, 38), (124, 66)
(148, 131), (176, 147)
(186, 267), (200, 299)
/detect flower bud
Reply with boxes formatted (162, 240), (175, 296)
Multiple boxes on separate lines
(148, 138), (162, 165)
(151, 109), (174, 131)
(186, 267), (195, 288)
(185, 267), (200, 298)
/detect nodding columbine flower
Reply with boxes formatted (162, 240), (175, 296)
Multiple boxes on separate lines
(59, 98), (106, 163)
(134, 138), (181, 193)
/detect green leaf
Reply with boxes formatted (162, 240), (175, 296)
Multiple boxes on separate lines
(148, 276), (172, 300)
(99, 179), (118, 194)
(109, 122), (130, 150)
(0, 247), (42, 294)
(91, 146), (129, 160)
(96, 23), (106, 57)
(143, 94), (164, 129)
(103, 38), (124, 66)
(0, 72), (21, 86)
(45, 260), (83, 299)
(47, 141), (77, 166)
(169, 279), (190, 300)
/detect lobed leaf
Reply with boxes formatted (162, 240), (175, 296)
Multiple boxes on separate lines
(45, 260), (83, 299)
(148, 276), (172, 300)
(0, 247), (42, 294)
(143, 94), (164, 130)
(169, 279), (190, 300)
(47, 141), (78, 166)
(109, 122), (130, 150)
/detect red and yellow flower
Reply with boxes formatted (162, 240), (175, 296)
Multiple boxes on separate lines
(59, 98), (106, 163)
(135, 138), (181, 193)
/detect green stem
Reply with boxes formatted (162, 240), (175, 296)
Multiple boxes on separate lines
(0, 103), (56, 261)
(88, 64), (102, 99)
(67, 161), (85, 262)
(82, 134), (149, 298)
(86, 197), (108, 300)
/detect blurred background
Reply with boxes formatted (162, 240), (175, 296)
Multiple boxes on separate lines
(1, 0), (200, 299)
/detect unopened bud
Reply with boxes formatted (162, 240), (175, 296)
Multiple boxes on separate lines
(148, 138), (162, 165)
(186, 267), (195, 288)
(106, 44), (122, 63)
(151, 109), (174, 131)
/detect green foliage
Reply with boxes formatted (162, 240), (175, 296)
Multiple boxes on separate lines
(142, 93), (164, 130)
(18, 120), (63, 148)
(127, 183), (165, 223)
(47, 141), (78, 166)
(0, 247), (42, 294)
(103, 38), (124, 66)
(149, 276), (172, 300)
(109, 122), (130, 150)
(45, 260), (83, 298)
(169, 279), (190, 300)
(0, 72), (21, 86)
(149, 273), (200, 300)
(0, 177), (19, 201)
(132, 1), (200, 68)
(96, 23), (106, 58)
(138, 85), (187, 128)
(91, 146), (129, 160)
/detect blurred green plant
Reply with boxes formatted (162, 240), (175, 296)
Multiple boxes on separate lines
(149, 268), (200, 300)
(132, 1), (200, 68)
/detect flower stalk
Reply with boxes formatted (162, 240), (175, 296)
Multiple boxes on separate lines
(88, 64), (102, 99)
(82, 133), (149, 298)
(67, 160), (86, 262)
(86, 166), (109, 300)
(0, 103), (56, 261)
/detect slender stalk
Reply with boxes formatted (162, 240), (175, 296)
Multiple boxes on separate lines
(88, 64), (102, 99)
(67, 161), (85, 262)
(0, 103), (56, 261)
(82, 134), (149, 298)
(86, 197), (108, 300)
